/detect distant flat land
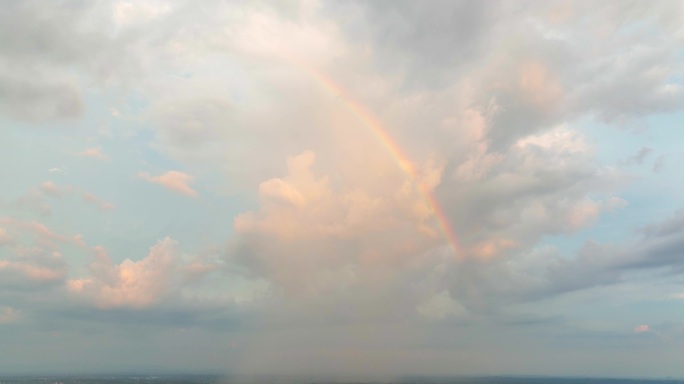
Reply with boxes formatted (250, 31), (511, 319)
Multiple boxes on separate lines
(1, 377), (683, 384)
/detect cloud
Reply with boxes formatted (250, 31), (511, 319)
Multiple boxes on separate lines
(0, 227), (13, 245)
(129, 0), (683, 195)
(0, 217), (86, 250)
(0, 257), (64, 286)
(5, 180), (72, 217)
(623, 147), (653, 165)
(81, 193), (115, 212)
(8, 181), (113, 215)
(0, 0), (179, 122)
(118, 0), (654, 322)
(12, 190), (53, 216)
(74, 147), (110, 161)
(438, 123), (626, 265)
(38, 181), (63, 198)
(0, 68), (82, 121)
(67, 238), (219, 309)
(225, 77), (626, 317)
(138, 171), (198, 197)
(2, 0), (684, 374)
(416, 290), (469, 320)
(638, 211), (684, 238)
(0, 0), (105, 122)
(48, 166), (67, 174)
(444, 208), (684, 310)
(0, 218), (79, 290)
(2, 0), (667, 310)
(634, 324), (650, 334)
(0, 307), (20, 324)
(232, 150), (449, 302)
(653, 155), (667, 173)
(112, 1), (171, 26)
(6, 184), (55, 218)
(325, 1), (684, 164)
(327, 0), (499, 87)
(235, 151), (396, 240)
(68, 240), (180, 309)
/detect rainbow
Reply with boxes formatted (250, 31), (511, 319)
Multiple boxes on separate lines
(292, 61), (462, 256)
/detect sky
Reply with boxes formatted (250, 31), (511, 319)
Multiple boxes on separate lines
(1, 0), (684, 378)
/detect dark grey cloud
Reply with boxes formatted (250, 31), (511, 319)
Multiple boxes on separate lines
(46, 300), (247, 332)
(441, 209), (684, 314)
(0, 71), (82, 121)
(638, 211), (684, 239)
(653, 155), (667, 173)
(325, 0), (505, 87)
(439, 126), (624, 262)
(0, 1), (111, 65)
(0, 1), (102, 121)
(623, 147), (653, 165)
(326, 0), (684, 152)
(0, 0), (170, 122)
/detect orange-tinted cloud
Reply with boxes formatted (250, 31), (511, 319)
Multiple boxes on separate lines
(81, 192), (115, 211)
(67, 238), (218, 309)
(138, 170), (198, 197)
(518, 59), (563, 111)
(75, 147), (109, 161)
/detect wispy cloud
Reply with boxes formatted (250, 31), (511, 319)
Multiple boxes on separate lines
(0, 218), (80, 289)
(81, 192), (115, 211)
(39, 181), (67, 198)
(0, 307), (20, 324)
(653, 155), (667, 173)
(74, 147), (109, 161)
(10, 181), (112, 215)
(622, 147), (653, 165)
(48, 166), (67, 174)
(138, 171), (198, 197)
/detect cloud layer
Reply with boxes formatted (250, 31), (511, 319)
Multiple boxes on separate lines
(1, 0), (684, 377)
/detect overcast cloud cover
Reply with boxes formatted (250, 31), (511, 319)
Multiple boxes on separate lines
(2, 0), (684, 378)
